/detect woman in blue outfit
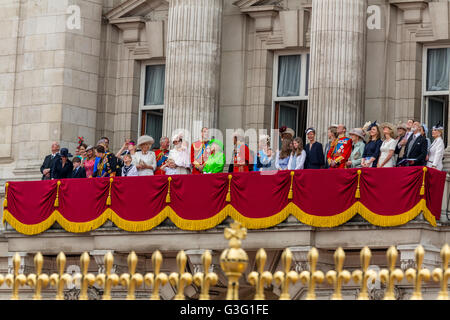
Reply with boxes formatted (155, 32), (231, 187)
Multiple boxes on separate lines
(275, 138), (292, 170)
(362, 121), (383, 168)
(254, 135), (275, 172)
(304, 128), (324, 169)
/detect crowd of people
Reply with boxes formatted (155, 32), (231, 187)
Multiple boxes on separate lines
(40, 120), (446, 180)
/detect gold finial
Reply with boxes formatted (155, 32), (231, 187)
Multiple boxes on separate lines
(73, 252), (96, 300)
(5, 253), (27, 300)
(169, 250), (193, 300)
(299, 247), (324, 300)
(96, 251), (119, 300)
(220, 221), (249, 300)
(380, 246), (404, 300)
(120, 251), (143, 300)
(50, 252), (72, 300)
(248, 248), (273, 300)
(432, 244), (450, 300)
(193, 250), (218, 300)
(144, 250), (168, 300)
(27, 252), (49, 300)
(274, 248), (298, 300)
(326, 247), (351, 300)
(405, 245), (430, 300)
(352, 247), (377, 300)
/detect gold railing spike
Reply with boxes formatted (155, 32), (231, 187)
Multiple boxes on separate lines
(248, 248), (273, 300)
(120, 251), (143, 300)
(50, 252), (72, 300)
(380, 246), (404, 300)
(432, 244), (450, 300)
(274, 248), (298, 300)
(169, 250), (193, 300)
(144, 250), (168, 300)
(73, 252), (96, 300)
(193, 250), (218, 300)
(220, 221), (249, 300)
(352, 246), (377, 300)
(5, 253), (27, 300)
(299, 247), (324, 300)
(405, 245), (430, 300)
(326, 247), (351, 300)
(27, 252), (49, 300)
(96, 251), (119, 300)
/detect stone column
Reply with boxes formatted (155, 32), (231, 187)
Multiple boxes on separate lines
(163, 0), (223, 141)
(308, 0), (367, 144)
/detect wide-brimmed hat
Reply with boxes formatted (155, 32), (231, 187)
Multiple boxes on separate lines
(380, 122), (397, 138)
(432, 122), (444, 132)
(137, 135), (155, 147)
(60, 148), (72, 158)
(85, 145), (94, 152)
(349, 128), (365, 140)
(396, 122), (407, 131)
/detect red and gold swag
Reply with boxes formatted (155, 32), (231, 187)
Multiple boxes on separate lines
(2, 167), (445, 235)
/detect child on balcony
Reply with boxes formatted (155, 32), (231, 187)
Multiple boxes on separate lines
(121, 153), (138, 177)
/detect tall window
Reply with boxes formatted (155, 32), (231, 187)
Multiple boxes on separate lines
(423, 47), (449, 146)
(272, 53), (309, 145)
(140, 63), (165, 149)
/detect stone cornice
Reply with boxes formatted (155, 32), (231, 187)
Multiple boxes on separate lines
(390, 0), (429, 24)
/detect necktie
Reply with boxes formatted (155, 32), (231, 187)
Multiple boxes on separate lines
(407, 136), (417, 157)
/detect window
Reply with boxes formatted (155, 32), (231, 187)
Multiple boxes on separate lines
(423, 47), (449, 146)
(272, 53), (309, 145)
(139, 63), (165, 149)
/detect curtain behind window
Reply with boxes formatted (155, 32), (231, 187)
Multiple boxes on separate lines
(427, 48), (450, 91)
(144, 65), (165, 105)
(146, 110), (163, 149)
(278, 55), (301, 97)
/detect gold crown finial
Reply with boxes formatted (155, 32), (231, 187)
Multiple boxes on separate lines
(299, 247), (324, 300)
(432, 244), (450, 300)
(406, 245), (430, 300)
(145, 250), (168, 300)
(169, 250), (193, 300)
(120, 251), (143, 300)
(27, 252), (49, 300)
(274, 248), (298, 300)
(352, 247), (377, 300)
(49, 252), (72, 300)
(5, 253), (26, 300)
(326, 247), (351, 300)
(96, 251), (119, 300)
(73, 252), (96, 300)
(220, 220), (249, 300)
(248, 248), (273, 300)
(380, 246), (404, 300)
(193, 250), (218, 300)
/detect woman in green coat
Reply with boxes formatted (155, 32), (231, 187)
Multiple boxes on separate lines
(203, 139), (225, 173)
(346, 128), (366, 169)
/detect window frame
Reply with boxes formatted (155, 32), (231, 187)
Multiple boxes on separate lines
(271, 51), (310, 143)
(138, 60), (166, 137)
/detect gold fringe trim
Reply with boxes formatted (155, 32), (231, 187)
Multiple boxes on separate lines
(1, 200), (438, 235)
(3, 182), (8, 209)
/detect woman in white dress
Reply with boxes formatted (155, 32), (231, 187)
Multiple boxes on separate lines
(377, 123), (397, 168)
(427, 123), (445, 171)
(134, 135), (156, 176)
(288, 137), (307, 170)
(163, 133), (191, 175)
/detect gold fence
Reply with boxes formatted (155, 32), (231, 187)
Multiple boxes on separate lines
(2, 221), (450, 300)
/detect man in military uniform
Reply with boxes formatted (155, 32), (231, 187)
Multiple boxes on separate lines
(191, 127), (211, 174)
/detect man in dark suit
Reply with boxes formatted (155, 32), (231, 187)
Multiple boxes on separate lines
(71, 157), (86, 178)
(402, 121), (428, 166)
(40, 141), (60, 180)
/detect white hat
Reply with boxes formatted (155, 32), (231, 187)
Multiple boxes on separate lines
(137, 135), (155, 147)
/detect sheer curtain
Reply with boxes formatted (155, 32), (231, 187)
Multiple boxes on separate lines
(277, 55), (301, 97)
(427, 48), (450, 91)
(144, 65), (165, 105)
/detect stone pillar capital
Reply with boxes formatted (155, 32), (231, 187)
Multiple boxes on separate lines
(109, 17), (146, 43)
